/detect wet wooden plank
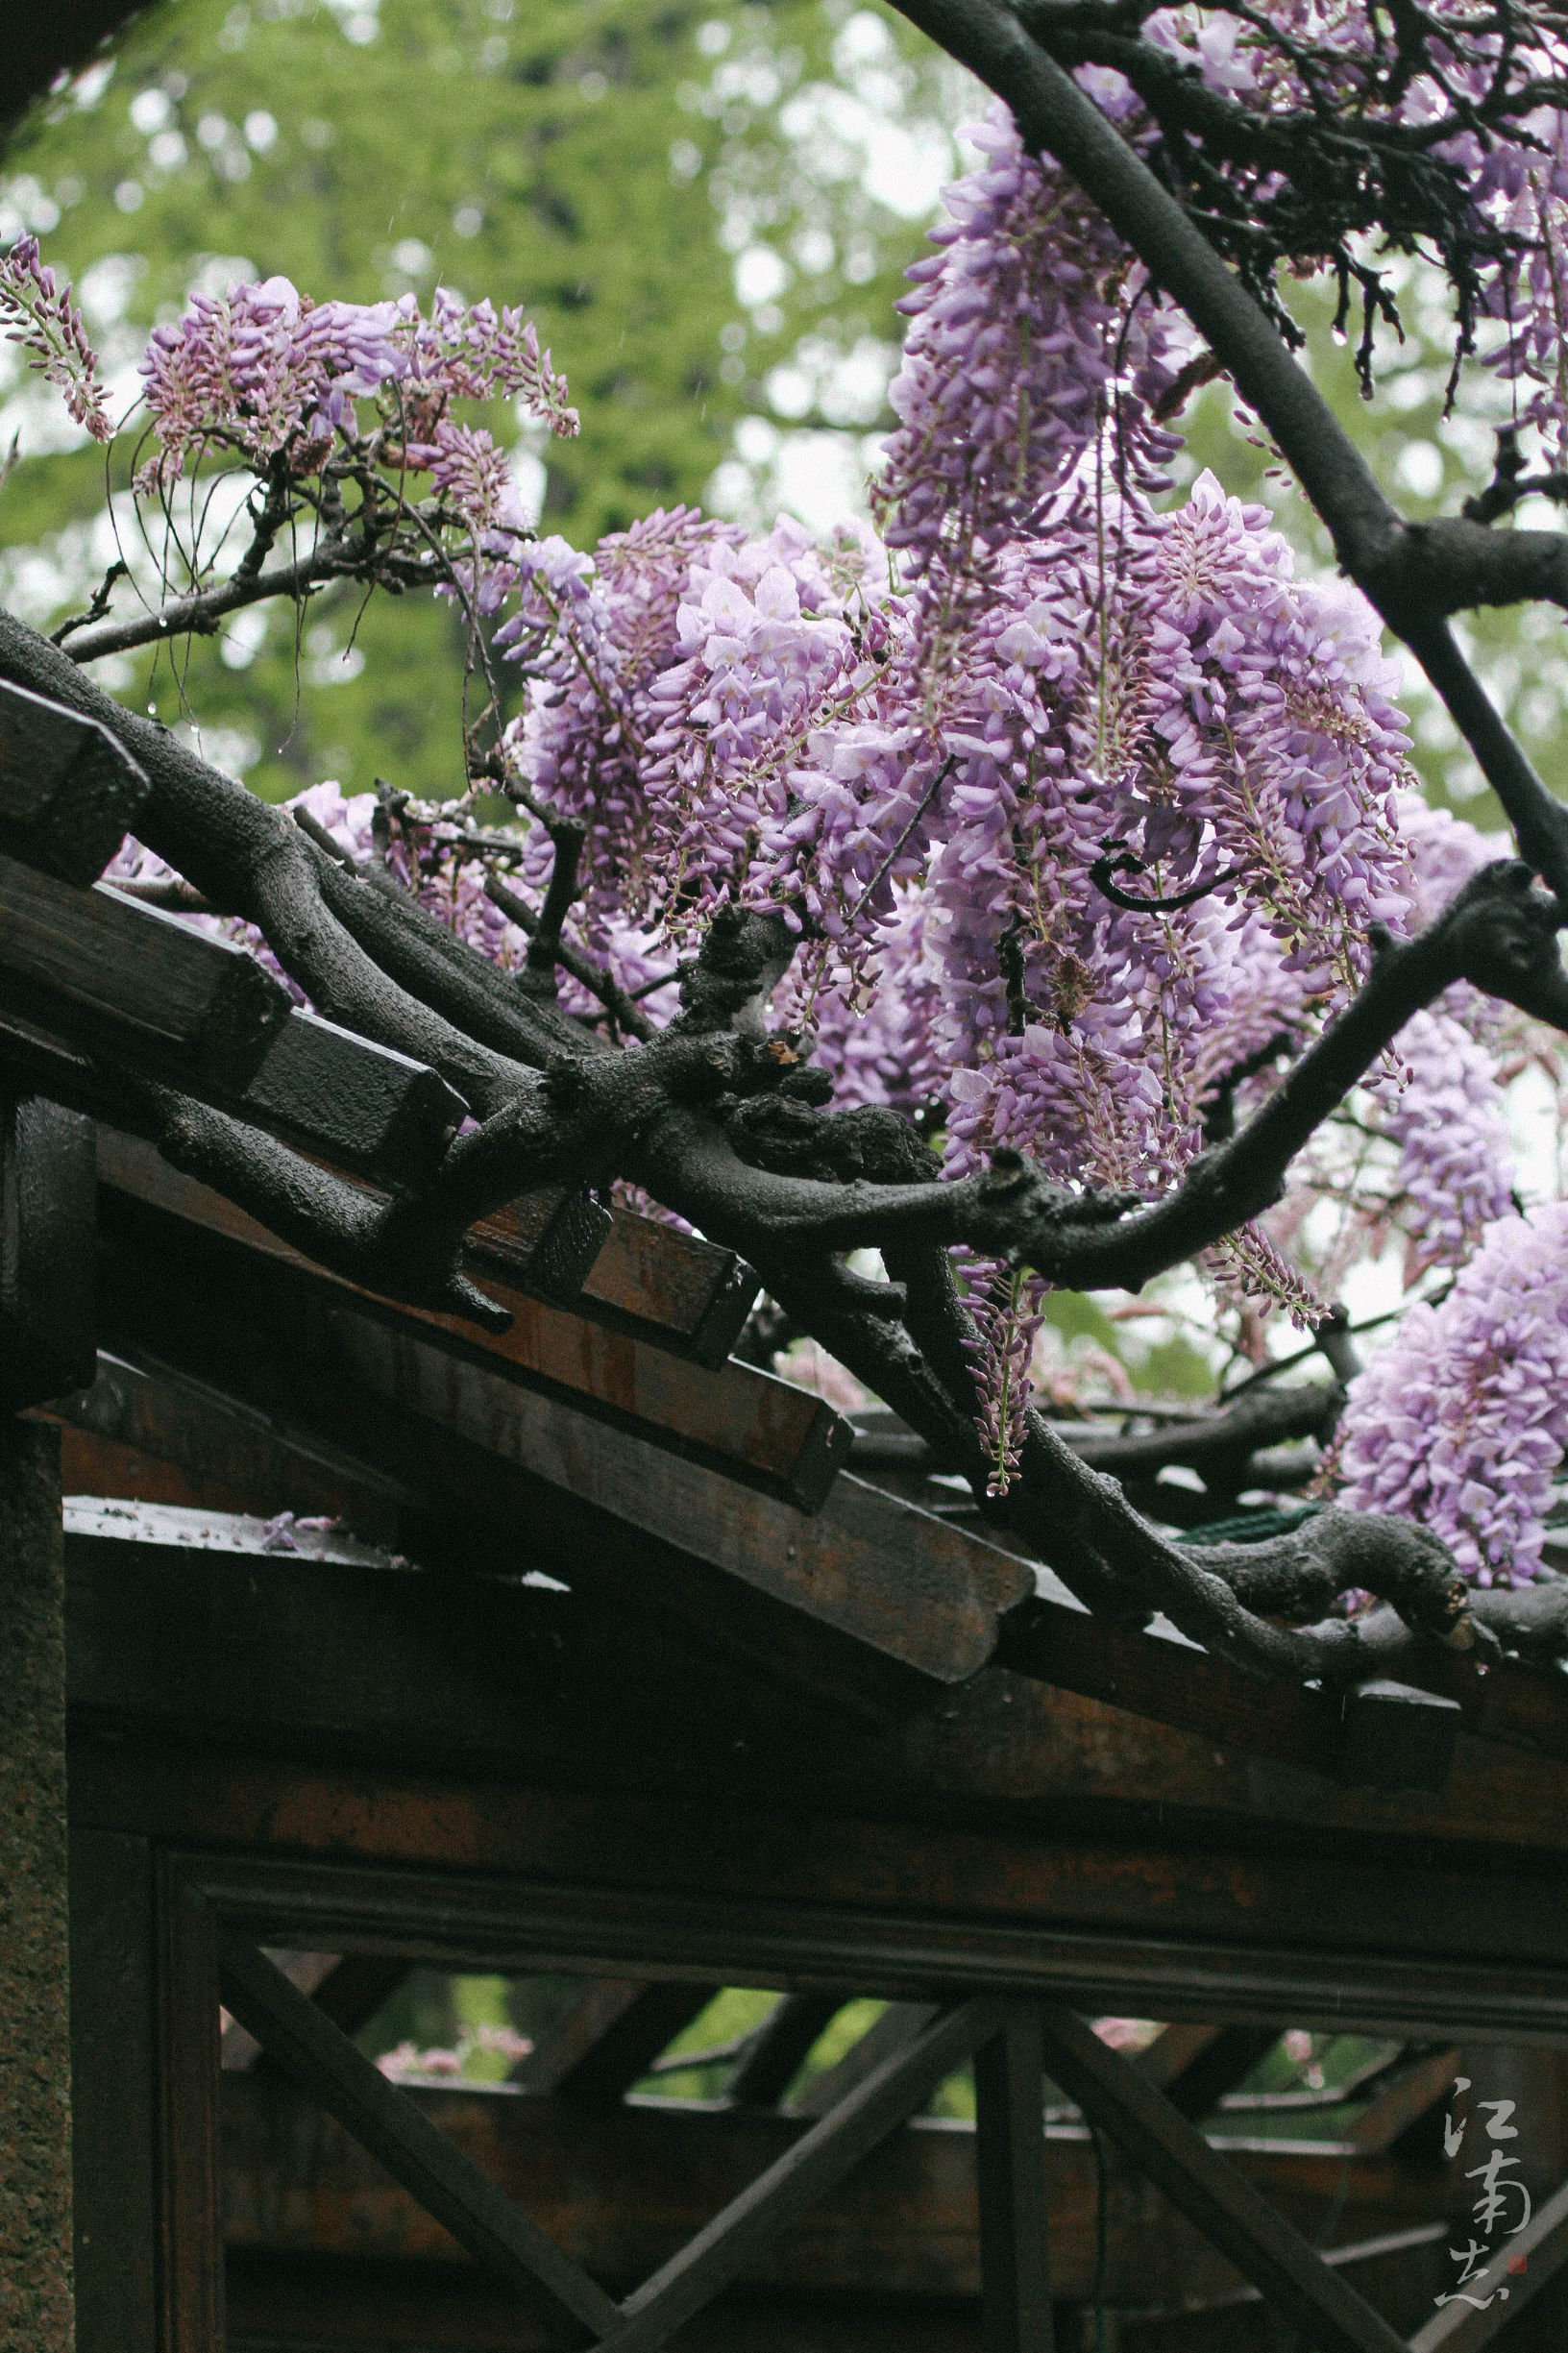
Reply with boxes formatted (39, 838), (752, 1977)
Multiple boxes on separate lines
(44, 1347), (411, 1541)
(0, 1002), (468, 1194)
(100, 1124), (756, 1382)
(240, 1007), (469, 1185)
(994, 1586), (1559, 1793)
(327, 1314), (1019, 1686)
(0, 674), (151, 886)
(574, 1213), (758, 1372)
(0, 852), (290, 1093)
(95, 1142), (852, 1513)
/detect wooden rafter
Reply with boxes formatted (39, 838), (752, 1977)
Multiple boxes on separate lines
(525, 1982), (723, 2108)
(723, 1993), (844, 2109)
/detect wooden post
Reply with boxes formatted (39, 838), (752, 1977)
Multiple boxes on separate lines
(68, 1832), (158, 2353)
(975, 2000), (1054, 2353)
(0, 1416), (73, 2352)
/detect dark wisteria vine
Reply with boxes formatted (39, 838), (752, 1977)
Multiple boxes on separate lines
(9, 0), (1568, 1675)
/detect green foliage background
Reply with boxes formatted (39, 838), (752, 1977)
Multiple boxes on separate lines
(0, 0), (961, 800)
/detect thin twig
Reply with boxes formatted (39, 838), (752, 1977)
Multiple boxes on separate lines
(483, 869), (656, 1042)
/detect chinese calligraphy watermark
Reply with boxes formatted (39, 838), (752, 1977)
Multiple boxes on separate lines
(1436, 2078), (1531, 2313)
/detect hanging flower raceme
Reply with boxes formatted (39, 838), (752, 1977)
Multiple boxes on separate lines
(872, 101), (1185, 598)
(135, 274), (576, 500)
(1335, 1202), (1568, 1584)
(1377, 1002), (1518, 1284)
(0, 234), (111, 441)
(962, 1258), (1048, 1498)
(496, 506), (743, 941)
(929, 478), (1414, 1228)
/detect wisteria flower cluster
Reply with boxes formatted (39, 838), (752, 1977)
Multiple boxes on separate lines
(0, 233), (111, 442)
(872, 105), (1186, 593)
(25, 26), (1568, 1559)
(135, 274), (577, 561)
(1335, 1202), (1568, 1584)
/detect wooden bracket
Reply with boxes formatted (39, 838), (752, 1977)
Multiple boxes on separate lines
(0, 674), (151, 886)
(1338, 1679), (1464, 1795)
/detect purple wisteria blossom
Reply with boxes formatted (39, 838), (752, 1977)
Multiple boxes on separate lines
(1336, 1202), (1568, 1584)
(27, 51), (1568, 1512)
(873, 101), (1186, 592)
(960, 1258), (1048, 1497)
(0, 234), (111, 442)
(136, 274), (576, 498)
(1378, 1003), (1517, 1283)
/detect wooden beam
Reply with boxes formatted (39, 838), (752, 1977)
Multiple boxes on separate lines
(1339, 1679), (1463, 1798)
(1137, 2025), (1224, 2094)
(1034, 2006), (1409, 2353)
(0, 1001), (476, 1197)
(234, 1006), (469, 1184)
(573, 1214), (758, 1372)
(512, 1982), (654, 2096)
(97, 1119), (756, 1367)
(1347, 2047), (1460, 2158)
(312, 1954), (413, 2040)
(600, 2002), (999, 2353)
(0, 852), (292, 1094)
(89, 1192), (1021, 1709)
(68, 1827), (159, 2353)
(975, 2003), (1054, 2352)
(46, 1346), (412, 1538)
(1159, 2028), (1282, 2124)
(155, 1856), (225, 2353)
(96, 1138), (832, 1503)
(1408, 2175), (1568, 2350)
(0, 674), (151, 888)
(995, 1582), (1568, 1794)
(0, 1093), (95, 1412)
(217, 1936), (623, 2339)
(220, 1949), (341, 2072)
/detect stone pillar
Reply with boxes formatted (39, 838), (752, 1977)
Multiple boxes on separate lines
(0, 1418), (72, 2352)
